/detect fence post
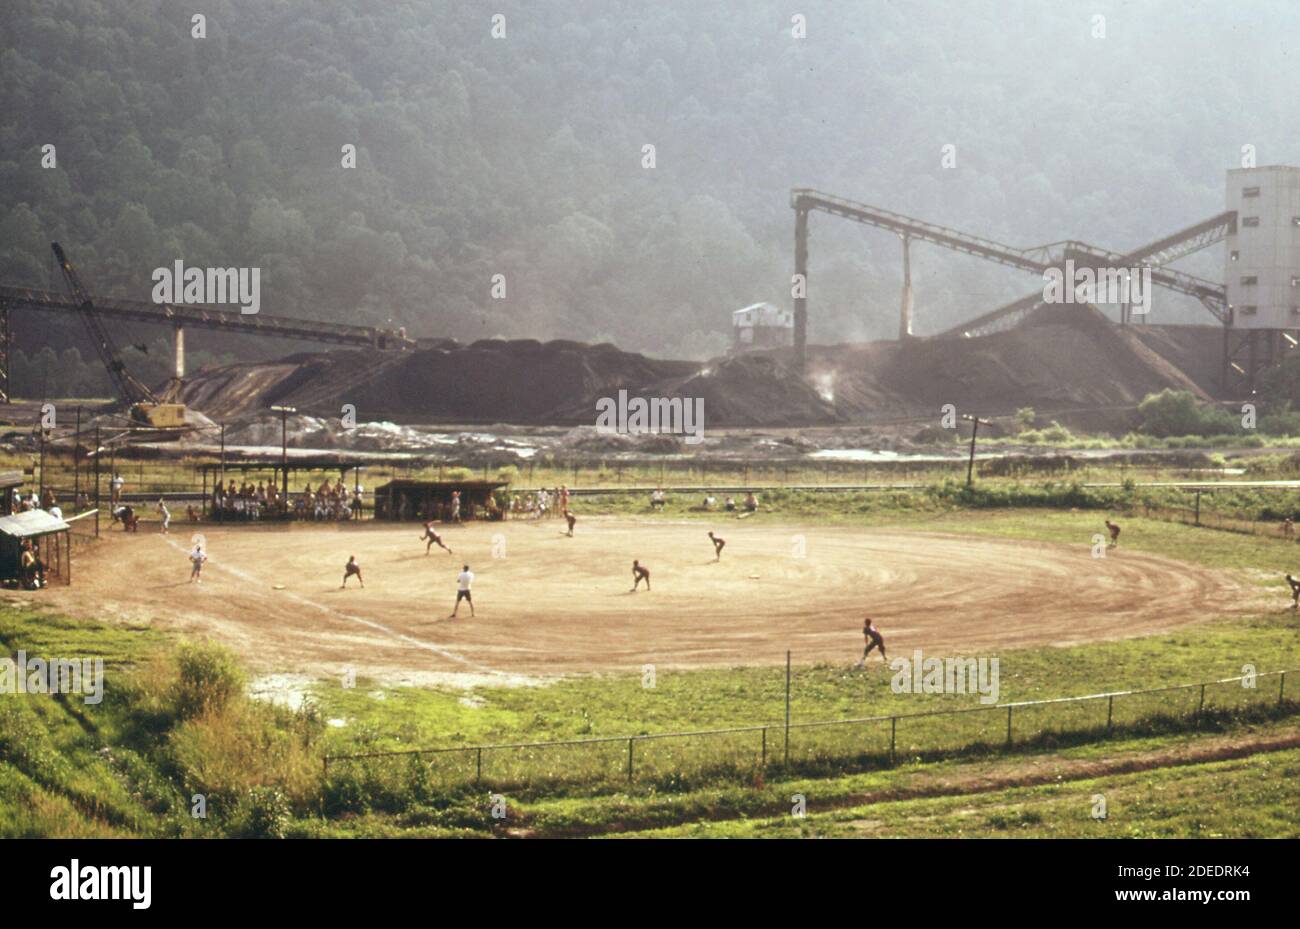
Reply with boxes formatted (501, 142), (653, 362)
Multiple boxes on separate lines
(476, 747), (483, 784)
(761, 727), (767, 769)
(784, 651), (792, 766)
(889, 717), (897, 765)
(1280, 671), (1287, 706)
(1005, 706), (1013, 747)
(1194, 490), (1201, 526)
(1106, 695), (1114, 736)
(627, 737), (635, 782)
(1197, 684), (1206, 720)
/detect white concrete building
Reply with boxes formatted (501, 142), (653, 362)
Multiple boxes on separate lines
(1224, 165), (1300, 330)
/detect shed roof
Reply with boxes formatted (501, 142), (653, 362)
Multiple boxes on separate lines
(0, 510), (70, 538)
(375, 480), (507, 492)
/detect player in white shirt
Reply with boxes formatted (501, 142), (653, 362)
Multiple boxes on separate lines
(450, 564), (475, 618)
(158, 498), (170, 534)
(189, 545), (207, 583)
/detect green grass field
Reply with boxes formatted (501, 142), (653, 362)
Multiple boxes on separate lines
(2, 508), (1298, 837)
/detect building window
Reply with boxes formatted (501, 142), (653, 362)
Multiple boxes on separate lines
(1242, 217), (1260, 227)
(1241, 275), (1258, 285)
(1231, 250), (1239, 262)
(1241, 305), (1258, 315)
(1243, 186), (1261, 197)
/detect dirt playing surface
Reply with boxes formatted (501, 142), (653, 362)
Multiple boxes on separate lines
(28, 518), (1256, 683)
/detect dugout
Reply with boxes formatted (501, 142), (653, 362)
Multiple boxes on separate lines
(0, 510), (72, 587)
(197, 455), (370, 520)
(374, 480), (507, 521)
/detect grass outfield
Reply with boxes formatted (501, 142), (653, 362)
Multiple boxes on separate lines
(2, 509), (1298, 837)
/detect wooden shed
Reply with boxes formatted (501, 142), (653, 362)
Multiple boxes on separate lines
(373, 480), (507, 522)
(0, 510), (72, 587)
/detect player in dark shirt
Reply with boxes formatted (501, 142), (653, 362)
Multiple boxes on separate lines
(342, 555), (364, 589)
(708, 531), (725, 560)
(1105, 520), (1121, 547)
(421, 521), (452, 555)
(631, 559), (651, 592)
(855, 617), (887, 667)
(1287, 573), (1300, 609)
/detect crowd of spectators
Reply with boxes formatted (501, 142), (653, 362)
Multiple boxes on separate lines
(507, 485), (569, 520)
(211, 477), (363, 521)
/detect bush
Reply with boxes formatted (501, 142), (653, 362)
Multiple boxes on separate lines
(170, 643), (244, 721)
(230, 786), (290, 839)
(1137, 390), (1237, 438)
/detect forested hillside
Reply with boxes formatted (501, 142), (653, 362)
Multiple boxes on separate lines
(3, 0), (1297, 382)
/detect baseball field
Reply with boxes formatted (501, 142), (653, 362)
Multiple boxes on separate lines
(39, 514), (1260, 683)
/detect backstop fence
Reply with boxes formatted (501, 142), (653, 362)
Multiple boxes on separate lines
(322, 668), (1297, 795)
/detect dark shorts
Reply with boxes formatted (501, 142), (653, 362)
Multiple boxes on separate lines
(456, 589), (472, 602)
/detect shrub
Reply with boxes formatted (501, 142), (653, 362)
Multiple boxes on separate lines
(171, 642), (243, 721)
(230, 786), (290, 839)
(1137, 390), (1237, 438)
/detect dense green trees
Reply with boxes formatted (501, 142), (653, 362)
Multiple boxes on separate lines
(2, 0), (1295, 365)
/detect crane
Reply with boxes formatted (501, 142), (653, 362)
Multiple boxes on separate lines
(50, 242), (186, 428)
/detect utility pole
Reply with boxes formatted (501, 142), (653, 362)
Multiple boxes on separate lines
(963, 414), (993, 488)
(271, 406), (296, 504)
(37, 419), (46, 502)
(73, 406), (81, 507)
(93, 425), (100, 537)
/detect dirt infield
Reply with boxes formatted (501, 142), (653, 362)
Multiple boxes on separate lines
(28, 518), (1255, 683)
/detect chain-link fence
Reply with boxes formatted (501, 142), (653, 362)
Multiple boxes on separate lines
(324, 669), (1296, 795)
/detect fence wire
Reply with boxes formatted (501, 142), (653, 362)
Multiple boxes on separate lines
(324, 669), (1296, 794)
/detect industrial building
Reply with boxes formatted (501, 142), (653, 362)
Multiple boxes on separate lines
(1223, 165), (1300, 379)
(731, 302), (793, 352)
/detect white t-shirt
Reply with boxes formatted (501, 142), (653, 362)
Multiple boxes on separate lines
(49, 505), (63, 520)
(457, 570), (474, 591)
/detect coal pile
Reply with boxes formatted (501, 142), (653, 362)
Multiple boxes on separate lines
(178, 307), (1226, 428)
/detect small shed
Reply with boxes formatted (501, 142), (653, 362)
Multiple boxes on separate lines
(374, 480), (507, 522)
(0, 510), (72, 587)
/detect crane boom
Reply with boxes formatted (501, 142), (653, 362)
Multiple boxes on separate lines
(51, 242), (159, 409)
